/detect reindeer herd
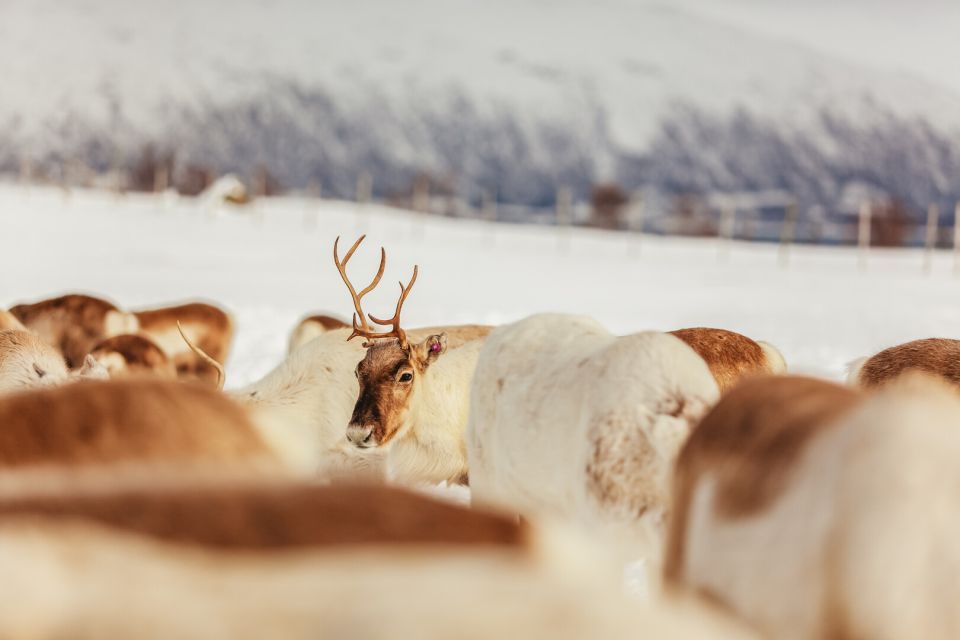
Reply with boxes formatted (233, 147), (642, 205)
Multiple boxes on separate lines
(0, 234), (958, 638)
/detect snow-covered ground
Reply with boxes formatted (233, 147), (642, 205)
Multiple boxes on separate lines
(3, 184), (960, 388)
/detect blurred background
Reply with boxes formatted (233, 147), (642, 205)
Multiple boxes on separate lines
(3, 0), (960, 243)
(2, 0), (960, 384)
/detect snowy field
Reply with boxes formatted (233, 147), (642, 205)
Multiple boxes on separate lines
(3, 184), (960, 389)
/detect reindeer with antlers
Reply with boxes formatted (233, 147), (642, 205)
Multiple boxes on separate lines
(334, 236), (485, 485)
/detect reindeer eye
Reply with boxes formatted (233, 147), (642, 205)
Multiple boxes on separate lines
(398, 372), (413, 383)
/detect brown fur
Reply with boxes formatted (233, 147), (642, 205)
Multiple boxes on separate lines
(0, 379), (273, 467)
(89, 334), (177, 379)
(9, 294), (121, 368)
(664, 376), (862, 584)
(857, 338), (960, 389)
(670, 328), (769, 393)
(351, 341), (423, 446)
(133, 302), (233, 385)
(0, 480), (527, 552)
(0, 330), (55, 360)
(585, 414), (659, 517)
(0, 310), (24, 332)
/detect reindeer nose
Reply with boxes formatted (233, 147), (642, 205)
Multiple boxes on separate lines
(346, 424), (376, 448)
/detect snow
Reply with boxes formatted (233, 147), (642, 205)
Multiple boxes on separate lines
(3, 184), (959, 390)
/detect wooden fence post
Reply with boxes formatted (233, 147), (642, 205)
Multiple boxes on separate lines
(718, 203), (735, 261)
(355, 171), (372, 234)
(627, 192), (644, 257)
(953, 201), (960, 276)
(924, 203), (939, 274)
(482, 189), (498, 245)
(303, 180), (321, 231)
(858, 202), (871, 271)
(779, 200), (798, 267)
(556, 186), (573, 252)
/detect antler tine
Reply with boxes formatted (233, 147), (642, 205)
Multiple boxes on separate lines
(177, 321), (225, 391)
(369, 264), (419, 346)
(358, 247), (386, 298)
(333, 235), (387, 340)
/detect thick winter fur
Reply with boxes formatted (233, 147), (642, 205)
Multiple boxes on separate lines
(9, 293), (136, 368)
(133, 302), (234, 386)
(0, 473), (527, 551)
(0, 330), (72, 394)
(0, 309), (25, 331)
(850, 337), (960, 389)
(670, 327), (786, 393)
(0, 520), (755, 640)
(349, 335), (484, 485)
(467, 314), (720, 568)
(287, 313), (350, 353)
(666, 373), (960, 639)
(236, 325), (492, 478)
(89, 334), (177, 379)
(0, 378), (275, 468)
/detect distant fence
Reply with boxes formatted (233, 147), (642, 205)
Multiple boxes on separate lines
(13, 160), (960, 272)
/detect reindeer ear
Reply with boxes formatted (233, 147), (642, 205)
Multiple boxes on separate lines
(416, 333), (447, 367)
(79, 354), (110, 380)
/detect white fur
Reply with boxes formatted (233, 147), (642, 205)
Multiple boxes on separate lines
(467, 314), (720, 563)
(103, 309), (139, 337)
(758, 341), (788, 374)
(677, 377), (960, 639)
(233, 328), (377, 476)
(0, 520), (755, 640)
(845, 356), (868, 386)
(286, 315), (347, 354)
(236, 327), (486, 482)
(385, 339), (484, 485)
(0, 330), (71, 394)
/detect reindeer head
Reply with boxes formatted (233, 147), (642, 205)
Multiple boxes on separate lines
(334, 236), (448, 448)
(0, 330), (70, 394)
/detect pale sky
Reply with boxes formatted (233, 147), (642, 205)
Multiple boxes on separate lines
(668, 0), (960, 96)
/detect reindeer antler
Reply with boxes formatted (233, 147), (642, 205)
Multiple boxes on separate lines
(368, 265), (418, 348)
(334, 235), (386, 343)
(333, 235), (418, 348)
(177, 321), (225, 391)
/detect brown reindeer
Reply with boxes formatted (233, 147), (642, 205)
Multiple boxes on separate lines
(132, 302), (233, 386)
(0, 473), (527, 552)
(664, 373), (960, 639)
(669, 328), (786, 393)
(0, 502), (755, 640)
(849, 337), (960, 389)
(9, 293), (136, 368)
(88, 334), (177, 380)
(0, 378), (273, 468)
(334, 236), (485, 484)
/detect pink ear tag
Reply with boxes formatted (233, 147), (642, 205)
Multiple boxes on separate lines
(430, 342), (442, 353)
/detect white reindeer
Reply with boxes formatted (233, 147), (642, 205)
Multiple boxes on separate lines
(287, 313), (349, 353)
(329, 236), (487, 485)
(0, 475), (756, 640)
(665, 373), (960, 640)
(0, 329), (107, 395)
(466, 314), (721, 575)
(229, 240), (489, 478)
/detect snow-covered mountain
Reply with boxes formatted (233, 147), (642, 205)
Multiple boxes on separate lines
(2, 0), (959, 210)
